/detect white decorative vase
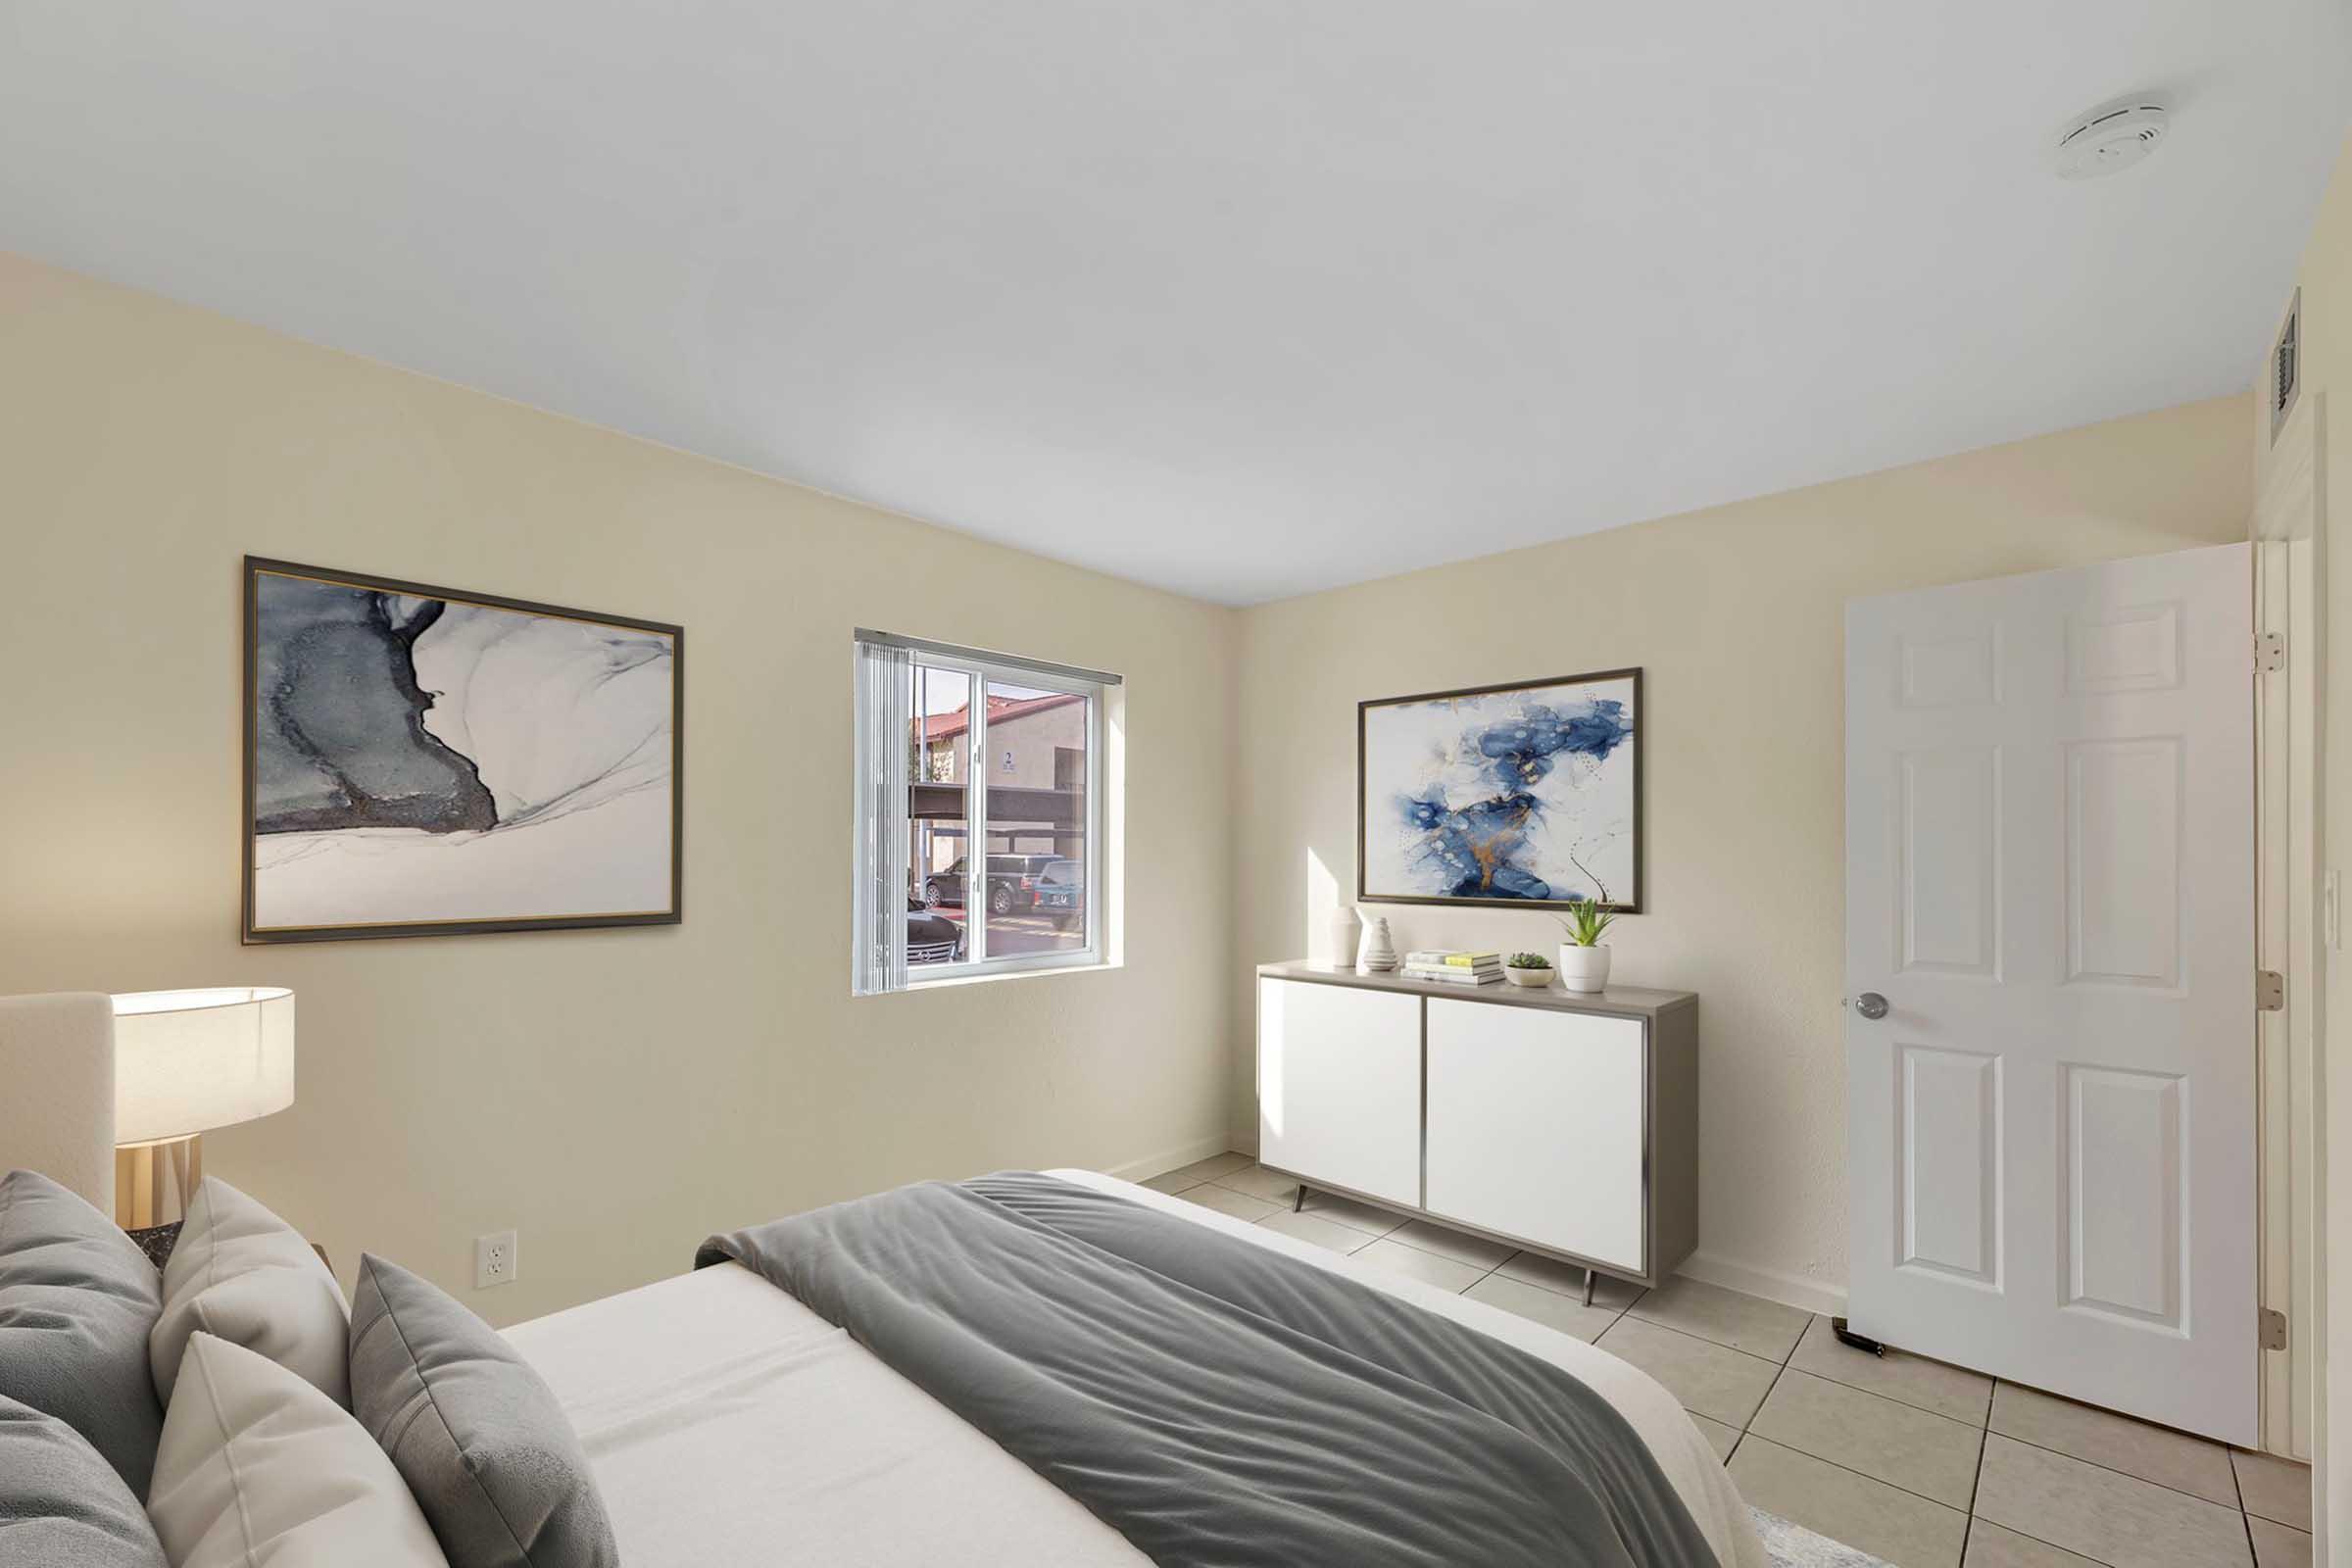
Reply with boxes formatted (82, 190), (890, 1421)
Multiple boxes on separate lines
(1328, 906), (1363, 968)
(1557, 944), (1611, 994)
(1358, 914), (1398, 971)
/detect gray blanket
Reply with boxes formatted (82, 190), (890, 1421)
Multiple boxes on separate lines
(698, 1173), (1718, 1568)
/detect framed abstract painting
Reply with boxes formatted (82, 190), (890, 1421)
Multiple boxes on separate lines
(1358, 667), (1641, 912)
(242, 557), (683, 942)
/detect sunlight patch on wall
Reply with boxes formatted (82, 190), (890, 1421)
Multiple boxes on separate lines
(1305, 846), (1339, 962)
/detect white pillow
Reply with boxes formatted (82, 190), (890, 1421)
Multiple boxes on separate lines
(148, 1332), (450, 1568)
(151, 1177), (350, 1409)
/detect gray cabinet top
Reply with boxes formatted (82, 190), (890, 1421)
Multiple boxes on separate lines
(1257, 959), (1695, 1022)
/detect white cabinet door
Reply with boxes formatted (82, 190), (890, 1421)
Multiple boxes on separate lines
(1845, 543), (2256, 1445)
(1425, 999), (1645, 1271)
(1256, 978), (1421, 1205)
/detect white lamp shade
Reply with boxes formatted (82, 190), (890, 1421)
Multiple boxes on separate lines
(111, 988), (295, 1146)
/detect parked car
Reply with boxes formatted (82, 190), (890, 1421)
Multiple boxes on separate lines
(906, 900), (964, 966)
(1034, 857), (1084, 930)
(921, 855), (1059, 916)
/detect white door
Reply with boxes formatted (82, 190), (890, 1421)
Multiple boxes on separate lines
(1425, 1000), (1645, 1271)
(1256, 978), (1422, 1205)
(1844, 542), (2257, 1445)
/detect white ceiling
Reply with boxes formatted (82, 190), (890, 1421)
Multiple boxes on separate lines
(5, 5), (2346, 605)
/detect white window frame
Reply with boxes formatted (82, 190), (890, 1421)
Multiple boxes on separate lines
(855, 631), (1111, 990)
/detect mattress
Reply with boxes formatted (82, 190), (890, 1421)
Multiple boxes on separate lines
(503, 1169), (1767, 1568)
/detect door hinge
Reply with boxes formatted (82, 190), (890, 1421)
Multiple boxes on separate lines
(2257, 970), (2286, 1011)
(2256, 632), (2285, 673)
(2261, 1307), (2289, 1351)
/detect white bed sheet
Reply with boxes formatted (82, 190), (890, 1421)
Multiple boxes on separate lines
(503, 1169), (1767, 1568)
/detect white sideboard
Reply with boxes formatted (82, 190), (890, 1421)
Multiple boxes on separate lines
(1255, 960), (1699, 1295)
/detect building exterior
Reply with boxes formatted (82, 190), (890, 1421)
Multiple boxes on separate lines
(912, 692), (1088, 881)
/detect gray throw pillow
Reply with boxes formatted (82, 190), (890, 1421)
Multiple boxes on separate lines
(349, 1254), (617, 1568)
(0, 1170), (166, 1497)
(0, 1394), (168, 1567)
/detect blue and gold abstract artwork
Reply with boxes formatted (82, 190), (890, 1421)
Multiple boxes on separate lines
(1358, 668), (1640, 910)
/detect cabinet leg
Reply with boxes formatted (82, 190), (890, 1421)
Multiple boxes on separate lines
(1583, 1268), (1597, 1307)
(1293, 1184), (1308, 1213)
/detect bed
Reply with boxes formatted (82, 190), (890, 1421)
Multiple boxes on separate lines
(2, 990), (1780, 1567)
(507, 1169), (1768, 1568)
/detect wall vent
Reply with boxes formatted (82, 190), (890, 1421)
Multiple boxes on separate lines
(2272, 289), (2300, 444)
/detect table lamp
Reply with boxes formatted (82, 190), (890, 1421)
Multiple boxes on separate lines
(110, 988), (295, 1230)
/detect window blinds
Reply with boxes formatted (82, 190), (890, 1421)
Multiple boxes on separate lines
(851, 637), (912, 995)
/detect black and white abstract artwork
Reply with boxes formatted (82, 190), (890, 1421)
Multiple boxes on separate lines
(243, 558), (682, 941)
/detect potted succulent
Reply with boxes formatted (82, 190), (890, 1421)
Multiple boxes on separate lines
(1552, 901), (1617, 994)
(1502, 952), (1553, 989)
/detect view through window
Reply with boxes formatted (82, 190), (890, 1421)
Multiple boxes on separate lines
(897, 651), (1099, 974)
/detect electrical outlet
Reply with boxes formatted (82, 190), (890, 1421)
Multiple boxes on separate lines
(474, 1230), (518, 1290)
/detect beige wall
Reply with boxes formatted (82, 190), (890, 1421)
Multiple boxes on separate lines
(0, 252), (1240, 1325)
(2256, 130), (2350, 1549)
(1232, 395), (2253, 1306)
(0, 241), (2276, 1346)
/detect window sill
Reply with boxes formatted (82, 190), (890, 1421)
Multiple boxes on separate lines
(903, 955), (1119, 992)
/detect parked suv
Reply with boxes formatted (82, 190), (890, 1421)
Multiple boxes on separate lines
(921, 855), (1059, 916)
(1034, 858), (1084, 930)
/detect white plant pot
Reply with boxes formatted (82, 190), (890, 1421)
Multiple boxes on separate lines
(1557, 944), (1611, 994)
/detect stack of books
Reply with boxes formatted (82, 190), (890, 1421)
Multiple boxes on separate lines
(1401, 950), (1503, 985)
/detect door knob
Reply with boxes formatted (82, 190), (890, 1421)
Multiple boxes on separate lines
(1848, 992), (1889, 1020)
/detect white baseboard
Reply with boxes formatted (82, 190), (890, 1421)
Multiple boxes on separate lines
(1676, 1250), (1848, 1319)
(1102, 1133), (1245, 1184)
(1227, 1128), (1259, 1158)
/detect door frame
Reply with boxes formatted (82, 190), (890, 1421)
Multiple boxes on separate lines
(2251, 393), (2324, 1461)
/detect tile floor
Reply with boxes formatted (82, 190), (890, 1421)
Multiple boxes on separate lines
(1143, 1153), (2316, 1568)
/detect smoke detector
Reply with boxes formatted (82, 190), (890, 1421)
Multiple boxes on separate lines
(2052, 99), (2170, 179)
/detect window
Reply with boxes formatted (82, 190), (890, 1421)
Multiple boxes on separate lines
(853, 630), (1114, 993)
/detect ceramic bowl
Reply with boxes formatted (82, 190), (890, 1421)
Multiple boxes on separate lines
(1502, 965), (1553, 989)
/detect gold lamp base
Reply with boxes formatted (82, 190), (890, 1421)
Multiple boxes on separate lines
(116, 1135), (203, 1230)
